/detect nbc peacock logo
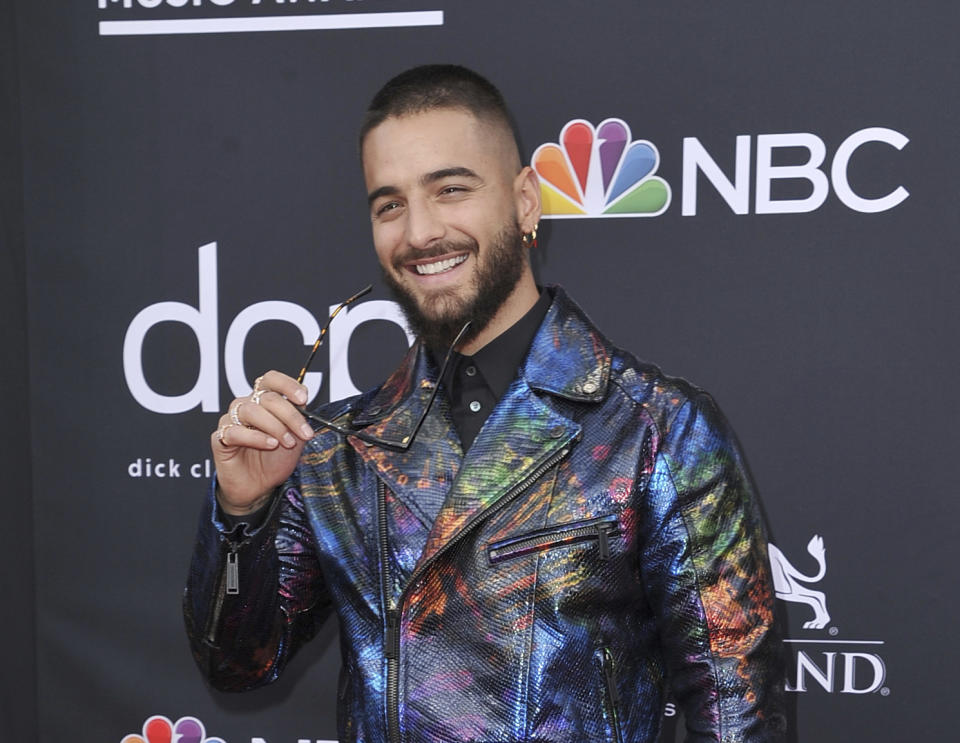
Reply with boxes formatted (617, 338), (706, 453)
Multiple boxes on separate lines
(532, 118), (671, 218)
(121, 715), (226, 743)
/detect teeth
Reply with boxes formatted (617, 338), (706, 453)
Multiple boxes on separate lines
(414, 254), (467, 275)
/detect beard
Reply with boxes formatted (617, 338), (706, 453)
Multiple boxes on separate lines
(381, 223), (527, 355)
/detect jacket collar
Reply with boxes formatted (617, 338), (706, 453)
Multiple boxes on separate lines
(351, 285), (612, 435)
(350, 342), (442, 449)
(347, 287), (614, 565)
(520, 285), (612, 403)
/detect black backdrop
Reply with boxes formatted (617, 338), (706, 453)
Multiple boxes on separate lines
(5, 2), (957, 741)
(2, 1), (37, 741)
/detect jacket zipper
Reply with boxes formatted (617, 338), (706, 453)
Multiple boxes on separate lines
(205, 543), (238, 644)
(596, 646), (623, 743)
(378, 442), (575, 743)
(487, 513), (620, 564)
(378, 479), (402, 743)
(226, 549), (239, 594)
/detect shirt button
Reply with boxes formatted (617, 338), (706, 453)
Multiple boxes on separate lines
(465, 365), (477, 377)
(469, 400), (482, 413)
(582, 380), (598, 394)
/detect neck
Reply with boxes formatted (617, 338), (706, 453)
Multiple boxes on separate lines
(456, 271), (540, 355)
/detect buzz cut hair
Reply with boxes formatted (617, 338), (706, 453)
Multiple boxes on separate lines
(359, 64), (520, 155)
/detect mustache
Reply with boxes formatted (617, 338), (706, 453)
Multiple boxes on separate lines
(391, 238), (479, 270)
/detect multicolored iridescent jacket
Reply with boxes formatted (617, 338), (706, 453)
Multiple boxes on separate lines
(185, 287), (785, 743)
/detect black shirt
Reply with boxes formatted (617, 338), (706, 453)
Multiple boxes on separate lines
(437, 288), (552, 451)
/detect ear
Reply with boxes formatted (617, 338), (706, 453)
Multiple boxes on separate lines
(513, 166), (542, 234)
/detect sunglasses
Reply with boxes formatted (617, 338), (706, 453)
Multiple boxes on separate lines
(292, 285), (468, 450)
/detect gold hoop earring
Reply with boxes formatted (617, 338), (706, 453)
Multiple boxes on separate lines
(522, 223), (539, 247)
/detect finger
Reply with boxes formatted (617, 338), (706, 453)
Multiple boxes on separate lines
(211, 422), (280, 451)
(255, 370), (309, 406)
(227, 399), (246, 428)
(240, 393), (314, 446)
(249, 386), (315, 441)
(216, 394), (305, 450)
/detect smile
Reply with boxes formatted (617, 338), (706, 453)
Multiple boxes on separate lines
(413, 254), (468, 276)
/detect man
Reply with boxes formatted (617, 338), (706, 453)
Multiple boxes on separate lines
(185, 65), (785, 742)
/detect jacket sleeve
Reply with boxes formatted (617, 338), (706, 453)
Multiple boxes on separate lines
(182, 475), (332, 691)
(640, 392), (786, 741)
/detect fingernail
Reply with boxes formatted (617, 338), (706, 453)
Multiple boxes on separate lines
(282, 433), (296, 447)
(300, 423), (314, 439)
(296, 387), (308, 404)
(265, 436), (279, 448)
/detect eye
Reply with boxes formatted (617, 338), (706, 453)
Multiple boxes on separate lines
(438, 184), (470, 198)
(374, 200), (402, 218)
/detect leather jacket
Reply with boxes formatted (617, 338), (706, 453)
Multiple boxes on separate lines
(184, 287), (785, 742)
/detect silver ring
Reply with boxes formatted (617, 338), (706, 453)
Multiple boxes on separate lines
(251, 388), (267, 405)
(216, 423), (232, 446)
(253, 375), (265, 393)
(230, 402), (244, 426)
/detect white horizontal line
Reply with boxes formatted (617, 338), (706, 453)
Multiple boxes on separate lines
(99, 10), (443, 37)
(784, 639), (885, 645)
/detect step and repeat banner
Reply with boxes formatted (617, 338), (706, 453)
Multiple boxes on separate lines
(16, 1), (956, 741)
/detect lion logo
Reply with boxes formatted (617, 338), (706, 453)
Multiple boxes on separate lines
(768, 535), (831, 630)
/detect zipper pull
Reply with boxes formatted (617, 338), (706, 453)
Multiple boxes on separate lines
(385, 610), (400, 660)
(602, 649), (621, 705)
(596, 524), (611, 561)
(226, 549), (239, 595)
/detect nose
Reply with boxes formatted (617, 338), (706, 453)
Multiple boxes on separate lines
(404, 197), (445, 250)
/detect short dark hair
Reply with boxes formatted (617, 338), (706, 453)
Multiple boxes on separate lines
(359, 64), (518, 154)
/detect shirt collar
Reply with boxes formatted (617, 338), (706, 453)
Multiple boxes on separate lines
(351, 285), (613, 432)
(437, 288), (552, 402)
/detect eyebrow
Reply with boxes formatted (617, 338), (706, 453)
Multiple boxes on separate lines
(367, 166), (482, 206)
(422, 166), (480, 184)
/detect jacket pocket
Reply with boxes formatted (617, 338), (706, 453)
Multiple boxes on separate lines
(487, 513), (620, 564)
(594, 646), (624, 743)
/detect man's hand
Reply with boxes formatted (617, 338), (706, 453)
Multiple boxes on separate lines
(211, 371), (316, 516)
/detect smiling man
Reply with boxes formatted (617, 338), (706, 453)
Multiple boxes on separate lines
(364, 100), (541, 357)
(185, 65), (786, 742)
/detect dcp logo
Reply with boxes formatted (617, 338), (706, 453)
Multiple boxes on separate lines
(122, 242), (414, 414)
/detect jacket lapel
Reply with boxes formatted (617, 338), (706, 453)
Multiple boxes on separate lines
(417, 375), (581, 567)
(348, 287), (614, 572)
(417, 288), (613, 568)
(348, 345), (463, 530)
